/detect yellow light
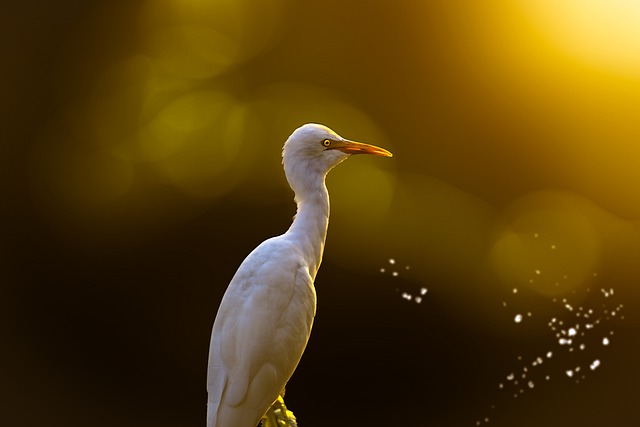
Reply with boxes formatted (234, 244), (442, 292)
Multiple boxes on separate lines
(489, 190), (601, 297)
(137, 89), (248, 199)
(330, 160), (395, 231)
(521, 0), (640, 74)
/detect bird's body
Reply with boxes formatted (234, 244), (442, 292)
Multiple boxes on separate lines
(207, 124), (392, 427)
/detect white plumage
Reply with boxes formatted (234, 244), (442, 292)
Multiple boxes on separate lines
(207, 123), (392, 427)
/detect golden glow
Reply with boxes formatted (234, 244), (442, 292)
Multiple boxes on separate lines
(521, 0), (640, 74)
(489, 191), (601, 297)
(330, 160), (395, 232)
(150, 102), (251, 199)
(145, 25), (237, 80)
(148, 0), (288, 62)
(139, 90), (237, 161)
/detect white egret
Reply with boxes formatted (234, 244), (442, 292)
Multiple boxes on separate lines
(207, 123), (392, 427)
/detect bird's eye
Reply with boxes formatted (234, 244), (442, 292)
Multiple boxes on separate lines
(322, 139), (331, 147)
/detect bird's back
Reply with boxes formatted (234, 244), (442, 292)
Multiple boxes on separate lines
(207, 236), (317, 427)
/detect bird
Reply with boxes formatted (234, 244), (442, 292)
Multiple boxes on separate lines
(206, 123), (392, 427)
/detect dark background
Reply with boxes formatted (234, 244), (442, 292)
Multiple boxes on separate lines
(3, 1), (640, 426)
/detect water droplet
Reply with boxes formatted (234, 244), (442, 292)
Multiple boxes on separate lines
(389, 258), (395, 265)
(514, 314), (523, 323)
(528, 381), (535, 388)
(590, 359), (601, 370)
(392, 271), (398, 277)
(568, 327), (577, 337)
(379, 268), (386, 273)
(420, 287), (428, 295)
(602, 337), (610, 346)
(512, 288), (518, 294)
(414, 296), (422, 304)
(566, 370), (574, 377)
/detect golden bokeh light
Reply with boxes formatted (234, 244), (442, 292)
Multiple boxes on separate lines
(520, 0), (640, 75)
(329, 160), (396, 234)
(138, 90), (237, 160)
(329, 171), (497, 287)
(144, 25), (237, 80)
(27, 0), (297, 237)
(140, 0), (288, 65)
(489, 191), (601, 297)
(411, 0), (640, 219)
(383, 174), (496, 280)
(141, 97), (251, 199)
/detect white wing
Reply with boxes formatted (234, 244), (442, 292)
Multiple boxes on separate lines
(207, 237), (317, 427)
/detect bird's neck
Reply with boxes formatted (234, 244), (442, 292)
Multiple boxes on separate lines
(285, 182), (330, 279)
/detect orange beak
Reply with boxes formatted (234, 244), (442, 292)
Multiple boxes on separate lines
(330, 139), (393, 157)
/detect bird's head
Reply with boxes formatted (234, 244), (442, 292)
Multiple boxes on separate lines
(282, 124), (392, 186)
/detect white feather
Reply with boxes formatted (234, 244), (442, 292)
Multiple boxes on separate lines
(207, 123), (390, 427)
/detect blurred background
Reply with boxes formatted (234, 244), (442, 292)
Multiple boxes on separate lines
(3, 0), (640, 426)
